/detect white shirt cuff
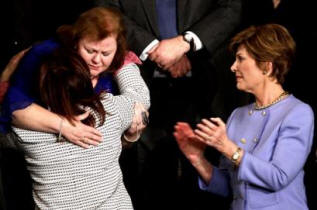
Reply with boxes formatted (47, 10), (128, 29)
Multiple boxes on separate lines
(184, 31), (203, 51)
(139, 39), (160, 61)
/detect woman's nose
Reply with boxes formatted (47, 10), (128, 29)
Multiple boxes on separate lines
(92, 54), (101, 63)
(230, 61), (237, 72)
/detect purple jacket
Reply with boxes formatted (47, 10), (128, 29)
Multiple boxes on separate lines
(199, 95), (314, 210)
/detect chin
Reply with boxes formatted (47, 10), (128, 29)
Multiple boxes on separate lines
(90, 69), (102, 77)
(236, 84), (245, 91)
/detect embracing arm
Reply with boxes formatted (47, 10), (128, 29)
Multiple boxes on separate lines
(12, 103), (61, 133)
(114, 63), (150, 109)
(12, 104), (102, 148)
(112, 63), (150, 131)
(3, 40), (102, 148)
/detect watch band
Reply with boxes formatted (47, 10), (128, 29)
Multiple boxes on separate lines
(182, 33), (194, 50)
(231, 147), (242, 164)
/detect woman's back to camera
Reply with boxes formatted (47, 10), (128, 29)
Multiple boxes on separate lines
(12, 44), (150, 209)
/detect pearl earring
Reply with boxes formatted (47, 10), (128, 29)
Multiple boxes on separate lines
(263, 70), (267, 75)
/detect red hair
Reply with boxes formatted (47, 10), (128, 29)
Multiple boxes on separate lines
(57, 7), (127, 73)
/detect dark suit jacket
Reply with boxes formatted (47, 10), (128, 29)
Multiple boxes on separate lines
(94, 0), (243, 123)
(93, 2), (243, 210)
(94, 0), (242, 58)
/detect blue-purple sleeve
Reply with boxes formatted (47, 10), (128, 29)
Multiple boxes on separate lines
(0, 39), (59, 132)
(198, 165), (231, 197)
(94, 73), (116, 95)
(197, 108), (239, 197)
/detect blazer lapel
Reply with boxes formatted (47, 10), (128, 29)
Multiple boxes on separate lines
(141, 0), (160, 37)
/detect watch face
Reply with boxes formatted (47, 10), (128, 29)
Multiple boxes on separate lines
(232, 152), (239, 160)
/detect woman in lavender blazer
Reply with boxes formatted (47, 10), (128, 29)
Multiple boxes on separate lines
(174, 24), (314, 210)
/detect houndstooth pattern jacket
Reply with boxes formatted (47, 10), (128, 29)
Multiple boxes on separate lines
(12, 63), (150, 210)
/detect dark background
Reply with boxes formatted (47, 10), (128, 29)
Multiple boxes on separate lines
(1, 0), (316, 209)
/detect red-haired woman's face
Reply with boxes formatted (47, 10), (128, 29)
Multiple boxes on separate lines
(77, 35), (117, 80)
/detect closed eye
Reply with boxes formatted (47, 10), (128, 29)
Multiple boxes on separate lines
(86, 48), (94, 54)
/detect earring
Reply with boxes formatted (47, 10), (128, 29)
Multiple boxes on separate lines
(263, 70), (267, 75)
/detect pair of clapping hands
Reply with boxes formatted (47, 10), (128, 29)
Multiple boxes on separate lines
(173, 118), (234, 162)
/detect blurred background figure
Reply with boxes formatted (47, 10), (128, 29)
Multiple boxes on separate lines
(0, 48), (30, 210)
(0, 48), (30, 103)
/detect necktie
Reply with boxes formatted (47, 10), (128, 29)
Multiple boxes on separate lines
(156, 0), (178, 39)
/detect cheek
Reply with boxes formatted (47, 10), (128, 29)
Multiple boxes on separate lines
(78, 51), (91, 64)
(102, 54), (115, 66)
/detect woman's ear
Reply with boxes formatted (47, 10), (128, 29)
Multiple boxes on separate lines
(263, 61), (273, 75)
(266, 61), (273, 74)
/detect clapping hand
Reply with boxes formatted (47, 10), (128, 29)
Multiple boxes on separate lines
(174, 122), (206, 163)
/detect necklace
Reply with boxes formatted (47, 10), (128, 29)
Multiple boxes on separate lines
(254, 91), (289, 110)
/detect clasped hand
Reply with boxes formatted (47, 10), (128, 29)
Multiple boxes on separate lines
(149, 36), (191, 78)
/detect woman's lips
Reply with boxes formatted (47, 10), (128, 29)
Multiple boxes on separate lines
(88, 65), (100, 70)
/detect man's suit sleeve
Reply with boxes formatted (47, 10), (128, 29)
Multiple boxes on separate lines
(187, 0), (242, 55)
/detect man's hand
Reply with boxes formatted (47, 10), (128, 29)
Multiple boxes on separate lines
(149, 35), (190, 69)
(168, 55), (192, 78)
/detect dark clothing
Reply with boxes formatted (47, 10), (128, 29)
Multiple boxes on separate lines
(0, 0), (95, 69)
(96, 0), (242, 209)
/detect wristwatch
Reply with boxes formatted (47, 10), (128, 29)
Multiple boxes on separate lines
(182, 33), (194, 50)
(231, 147), (242, 164)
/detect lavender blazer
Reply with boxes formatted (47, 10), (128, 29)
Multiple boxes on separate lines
(199, 95), (314, 210)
